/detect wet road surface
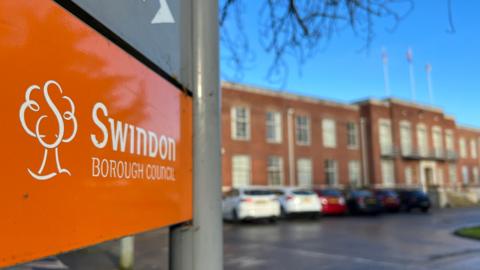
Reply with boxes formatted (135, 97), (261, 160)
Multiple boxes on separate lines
(224, 207), (480, 270)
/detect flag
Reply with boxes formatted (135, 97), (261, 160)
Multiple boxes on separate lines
(425, 63), (432, 73)
(406, 47), (413, 63)
(382, 48), (388, 64)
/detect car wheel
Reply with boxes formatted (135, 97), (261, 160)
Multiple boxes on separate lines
(268, 217), (277, 223)
(421, 207), (429, 213)
(232, 209), (239, 223)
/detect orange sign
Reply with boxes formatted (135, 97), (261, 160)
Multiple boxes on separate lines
(0, 1), (192, 267)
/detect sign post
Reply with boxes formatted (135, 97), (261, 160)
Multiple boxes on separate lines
(170, 0), (223, 270)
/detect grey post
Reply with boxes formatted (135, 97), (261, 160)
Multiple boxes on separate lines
(170, 0), (222, 269)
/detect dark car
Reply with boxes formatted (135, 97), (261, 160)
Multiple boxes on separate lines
(345, 190), (381, 215)
(314, 188), (347, 215)
(396, 189), (431, 213)
(373, 189), (401, 212)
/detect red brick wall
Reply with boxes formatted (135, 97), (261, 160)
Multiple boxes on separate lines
(222, 83), (480, 190)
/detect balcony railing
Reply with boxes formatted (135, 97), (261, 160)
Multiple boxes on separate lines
(400, 148), (458, 162)
(380, 146), (399, 158)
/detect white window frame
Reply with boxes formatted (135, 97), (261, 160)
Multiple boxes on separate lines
(267, 156), (284, 186)
(432, 126), (443, 158)
(266, 111), (282, 143)
(232, 155), (251, 187)
(474, 167), (480, 183)
(231, 106), (250, 141)
(445, 130), (455, 157)
(462, 166), (469, 185)
(405, 166), (413, 186)
(379, 119), (393, 155)
(296, 115), (311, 145)
(381, 160), (395, 187)
(322, 118), (337, 148)
(460, 138), (467, 159)
(417, 124), (428, 157)
(470, 139), (478, 159)
(324, 159), (338, 186)
(297, 158), (313, 187)
(449, 164), (457, 185)
(347, 122), (359, 149)
(348, 160), (361, 187)
(400, 121), (412, 156)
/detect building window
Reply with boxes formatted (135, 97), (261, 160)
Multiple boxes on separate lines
(432, 126), (443, 158)
(417, 124), (428, 157)
(474, 167), (480, 183)
(348, 160), (361, 187)
(405, 166), (413, 186)
(462, 166), (469, 185)
(232, 155), (251, 187)
(381, 160), (395, 187)
(297, 158), (313, 187)
(437, 168), (444, 186)
(445, 130), (455, 158)
(459, 138), (467, 159)
(379, 119), (393, 155)
(324, 159), (338, 186)
(267, 156), (283, 186)
(347, 122), (359, 149)
(470, 139), (478, 159)
(400, 121), (412, 156)
(296, 115), (311, 145)
(322, 119), (337, 148)
(231, 106), (250, 140)
(449, 164), (457, 185)
(266, 111), (282, 143)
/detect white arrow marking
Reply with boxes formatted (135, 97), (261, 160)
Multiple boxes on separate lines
(142, 0), (175, 24)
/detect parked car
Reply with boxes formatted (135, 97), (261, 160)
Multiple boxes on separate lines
(275, 188), (322, 218)
(314, 188), (347, 215)
(222, 187), (281, 222)
(345, 190), (381, 215)
(373, 189), (401, 212)
(396, 189), (431, 213)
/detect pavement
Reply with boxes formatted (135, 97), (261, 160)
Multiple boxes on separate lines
(4, 207), (480, 270)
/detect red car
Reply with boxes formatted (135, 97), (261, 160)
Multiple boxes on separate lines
(314, 188), (347, 215)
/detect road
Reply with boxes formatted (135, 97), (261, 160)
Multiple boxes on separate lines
(5, 207), (480, 270)
(224, 207), (480, 270)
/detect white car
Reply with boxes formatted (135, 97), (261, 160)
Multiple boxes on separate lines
(222, 187), (281, 222)
(275, 188), (322, 218)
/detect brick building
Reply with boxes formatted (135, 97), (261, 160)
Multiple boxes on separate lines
(221, 82), (480, 202)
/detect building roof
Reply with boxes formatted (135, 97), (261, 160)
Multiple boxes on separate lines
(222, 81), (359, 111)
(222, 81), (480, 133)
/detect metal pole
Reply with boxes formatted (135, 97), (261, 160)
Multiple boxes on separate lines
(287, 108), (295, 186)
(381, 48), (390, 96)
(426, 64), (434, 104)
(170, 0), (222, 269)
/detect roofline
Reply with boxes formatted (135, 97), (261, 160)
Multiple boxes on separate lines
(222, 81), (359, 111)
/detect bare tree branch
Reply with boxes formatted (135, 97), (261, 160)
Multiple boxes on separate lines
(220, 0), (415, 85)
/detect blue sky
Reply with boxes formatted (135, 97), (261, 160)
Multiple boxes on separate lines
(220, 0), (480, 127)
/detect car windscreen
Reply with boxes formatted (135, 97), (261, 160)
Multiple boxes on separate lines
(318, 189), (341, 197)
(292, 190), (315, 195)
(377, 190), (397, 197)
(352, 190), (372, 197)
(244, 190), (275, 196)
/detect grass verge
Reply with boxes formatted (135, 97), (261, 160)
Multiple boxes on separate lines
(455, 226), (480, 240)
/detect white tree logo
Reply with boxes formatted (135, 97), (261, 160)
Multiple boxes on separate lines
(19, 80), (78, 181)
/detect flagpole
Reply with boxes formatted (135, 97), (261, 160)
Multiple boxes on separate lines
(426, 64), (434, 104)
(382, 48), (391, 96)
(407, 48), (416, 101)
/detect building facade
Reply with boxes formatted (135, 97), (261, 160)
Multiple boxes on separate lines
(221, 82), (480, 201)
